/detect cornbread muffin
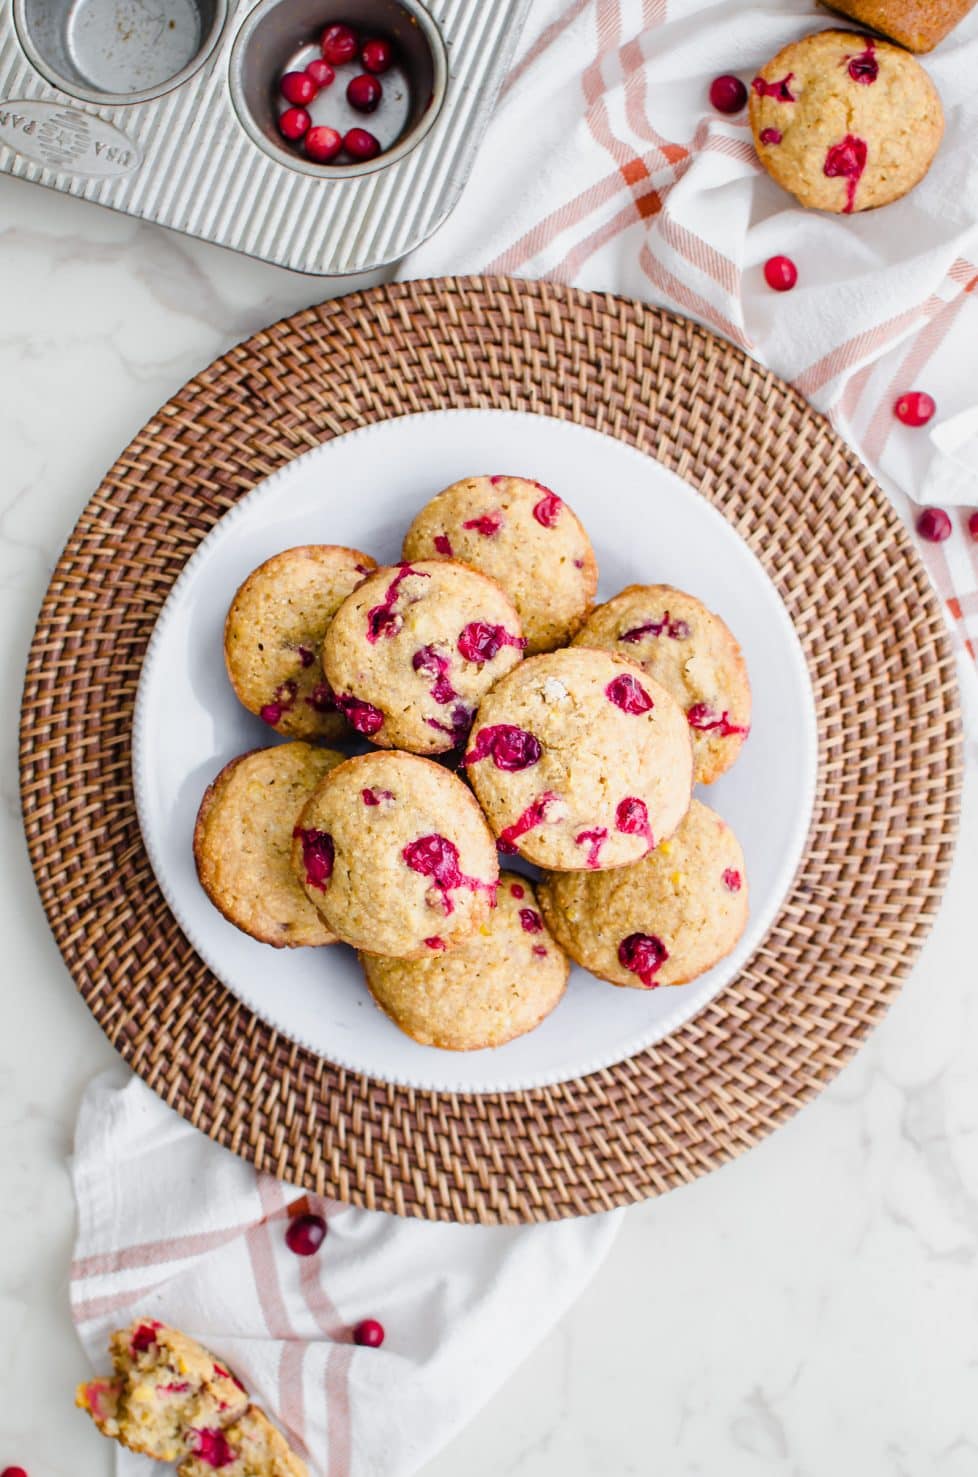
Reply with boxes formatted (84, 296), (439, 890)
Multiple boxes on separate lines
(76, 1320), (248, 1463)
(822, 0), (976, 52)
(322, 560), (526, 754)
(749, 30), (944, 213)
(360, 872), (569, 1050)
(464, 648), (693, 872)
(291, 750), (499, 958)
(194, 743), (345, 947)
(224, 545), (376, 740)
(538, 800), (749, 990)
(178, 1405), (307, 1477)
(574, 585), (751, 785)
(401, 475), (599, 653)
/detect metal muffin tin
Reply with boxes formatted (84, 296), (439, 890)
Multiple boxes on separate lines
(0, 0), (529, 273)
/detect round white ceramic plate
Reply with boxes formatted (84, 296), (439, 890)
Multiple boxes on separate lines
(133, 409), (818, 1094)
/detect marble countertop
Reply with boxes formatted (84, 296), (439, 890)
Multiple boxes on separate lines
(2, 170), (977, 1477)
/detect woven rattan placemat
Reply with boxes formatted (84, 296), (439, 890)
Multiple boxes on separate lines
(19, 277), (962, 1223)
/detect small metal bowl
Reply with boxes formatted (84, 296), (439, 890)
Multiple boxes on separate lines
(228, 0), (447, 179)
(14, 0), (228, 105)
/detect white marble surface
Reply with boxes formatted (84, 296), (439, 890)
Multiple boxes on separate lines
(1, 169), (977, 1477)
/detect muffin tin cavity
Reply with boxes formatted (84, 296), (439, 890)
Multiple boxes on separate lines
(229, 0), (446, 177)
(14, 0), (227, 104)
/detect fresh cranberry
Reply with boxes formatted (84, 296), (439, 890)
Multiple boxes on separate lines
(292, 827), (334, 891)
(413, 645), (457, 704)
(261, 679), (297, 725)
(2, 1468), (28, 1477)
(190, 1430), (236, 1469)
(335, 693), (384, 734)
(464, 724), (541, 771)
(424, 936), (446, 950)
(305, 57), (335, 88)
(709, 74), (747, 113)
(606, 673), (653, 714)
(686, 703), (748, 737)
(321, 23), (358, 65)
(752, 73), (795, 101)
(433, 533), (453, 556)
(510, 882), (525, 899)
(462, 511), (503, 536)
(532, 489), (563, 527)
(305, 126), (343, 163)
(618, 932), (668, 988)
(722, 868), (742, 892)
(361, 787), (394, 806)
(846, 41), (878, 84)
(296, 645), (315, 668)
(280, 70), (316, 105)
(759, 127), (782, 144)
(347, 73), (382, 112)
(894, 391), (936, 427)
(917, 507), (952, 543)
(285, 1213), (327, 1256)
(344, 128), (381, 160)
(969, 511), (978, 541)
(305, 680), (336, 712)
(764, 255), (797, 292)
(278, 107), (311, 141)
(823, 134), (867, 214)
(620, 613), (689, 643)
(361, 37), (394, 73)
(497, 792), (560, 854)
(533, 945), (548, 958)
(457, 621), (525, 664)
(615, 796), (654, 849)
(519, 907), (543, 933)
(130, 1322), (161, 1354)
(575, 828), (608, 868)
(425, 705), (473, 746)
(353, 1318), (385, 1348)
(402, 834), (470, 912)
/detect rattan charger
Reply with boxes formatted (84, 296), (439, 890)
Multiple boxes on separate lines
(19, 277), (962, 1223)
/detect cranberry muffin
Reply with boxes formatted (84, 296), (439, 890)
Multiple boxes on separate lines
(538, 800), (749, 990)
(291, 750), (499, 958)
(464, 648), (693, 872)
(401, 475), (598, 653)
(194, 743), (345, 947)
(322, 560), (526, 754)
(360, 872), (569, 1050)
(224, 545), (376, 740)
(574, 585), (751, 784)
(749, 30), (943, 214)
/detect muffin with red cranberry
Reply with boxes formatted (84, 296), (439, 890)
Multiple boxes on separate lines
(291, 750), (499, 958)
(224, 545), (376, 740)
(464, 647), (693, 873)
(194, 743), (344, 947)
(401, 476), (598, 653)
(749, 30), (943, 214)
(321, 559), (525, 754)
(178, 1405), (307, 1477)
(574, 585), (751, 784)
(360, 872), (568, 1050)
(76, 1320), (248, 1463)
(538, 800), (748, 990)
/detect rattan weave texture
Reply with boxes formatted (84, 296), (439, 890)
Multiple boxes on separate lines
(19, 277), (962, 1223)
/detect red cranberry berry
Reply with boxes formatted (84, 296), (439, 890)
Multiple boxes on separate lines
(2, 1468), (28, 1477)
(606, 673), (654, 714)
(353, 1318), (385, 1348)
(361, 36), (394, 73)
(894, 391), (936, 427)
(190, 1430), (235, 1469)
(321, 23), (358, 65)
(969, 511), (978, 541)
(464, 724), (541, 772)
(280, 70), (316, 106)
(304, 126), (343, 163)
(285, 1213), (327, 1257)
(722, 868), (742, 892)
(618, 932), (668, 988)
(292, 828), (334, 891)
(305, 58), (335, 88)
(917, 507), (952, 543)
(278, 107), (311, 141)
(130, 1322), (161, 1354)
(709, 74), (748, 114)
(344, 127), (381, 161)
(764, 255), (797, 292)
(347, 73), (382, 112)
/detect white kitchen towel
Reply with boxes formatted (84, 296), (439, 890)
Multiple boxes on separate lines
(70, 1071), (623, 1477)
(405, 0), (978, 671)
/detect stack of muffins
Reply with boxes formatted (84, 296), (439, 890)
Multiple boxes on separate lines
(195, 475), (753, 1052)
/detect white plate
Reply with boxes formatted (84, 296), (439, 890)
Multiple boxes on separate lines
(133, 410), (818, 1094)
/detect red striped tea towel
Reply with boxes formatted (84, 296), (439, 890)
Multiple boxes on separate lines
(70, 1072), (622, 1477)
(405, 0), (978, 676)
